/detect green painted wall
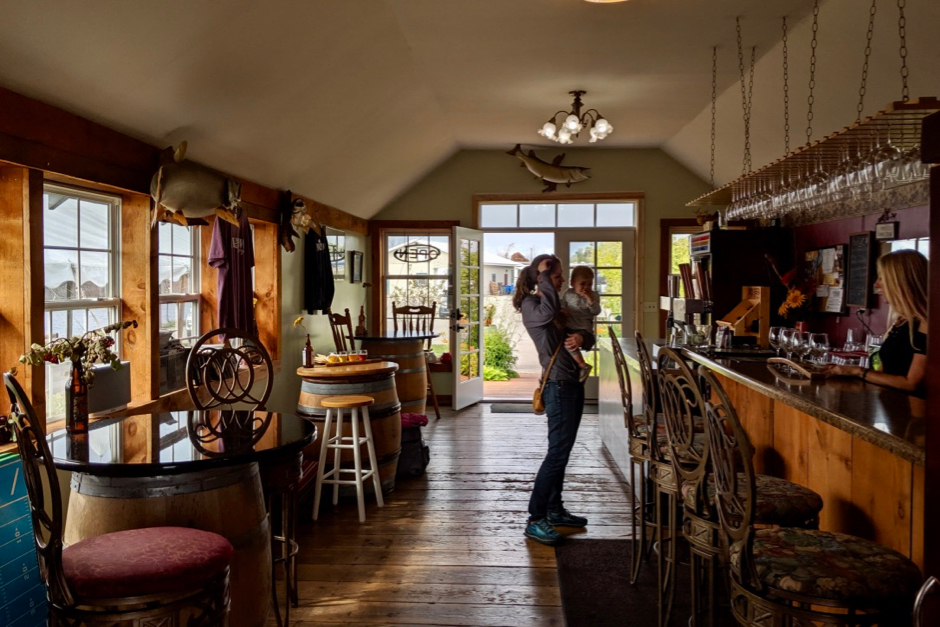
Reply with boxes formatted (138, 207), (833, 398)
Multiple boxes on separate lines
(374, 147), (710, 340)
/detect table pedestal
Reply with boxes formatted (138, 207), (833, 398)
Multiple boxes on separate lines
(65, 463), (270, 627)
(359, 338), (428, 417)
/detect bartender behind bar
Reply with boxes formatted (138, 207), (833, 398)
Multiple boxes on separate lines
(825, 249), (928, 394)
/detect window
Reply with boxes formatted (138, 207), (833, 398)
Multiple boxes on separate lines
(383, 231), (450, 353)
(158, 223), (200, 345)
(479, 201), (636, 229)
(43, 185), (121, 419)
(889, 237), (930, 257)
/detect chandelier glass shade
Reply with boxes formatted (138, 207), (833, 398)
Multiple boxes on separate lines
(537, 90), (613, 144)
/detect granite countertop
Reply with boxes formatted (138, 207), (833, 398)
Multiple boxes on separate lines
(601, 337), (925, 465)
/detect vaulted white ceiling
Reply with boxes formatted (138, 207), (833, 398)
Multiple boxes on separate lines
(0, 0), (823, 217)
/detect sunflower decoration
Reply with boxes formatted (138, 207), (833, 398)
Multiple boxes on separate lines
(766, 254), (817, 319)
(293, 315), (309, 334)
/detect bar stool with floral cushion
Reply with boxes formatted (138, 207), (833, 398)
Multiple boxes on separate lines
(5, 373), (232, 626)
(657, 347), (824, 627)
(699, 365), (922, 626)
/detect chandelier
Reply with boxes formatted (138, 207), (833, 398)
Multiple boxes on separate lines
(537, 90), (613, 144)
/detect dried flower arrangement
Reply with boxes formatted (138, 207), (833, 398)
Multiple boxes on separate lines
(16, 320), (138, 385)
(766, 254), (819, 319)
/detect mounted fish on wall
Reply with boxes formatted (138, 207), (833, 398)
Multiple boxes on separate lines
(150, 141), (242, 228)
(506, 144), (590, 193)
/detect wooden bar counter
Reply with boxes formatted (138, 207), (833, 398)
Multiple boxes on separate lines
(599, 337), (925, 569)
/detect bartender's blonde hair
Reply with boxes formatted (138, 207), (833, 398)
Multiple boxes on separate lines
(877, 249), (928, 343)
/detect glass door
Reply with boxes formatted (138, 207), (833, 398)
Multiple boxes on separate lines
(555, 229), (636, 399)
(451, 227), (485, 410)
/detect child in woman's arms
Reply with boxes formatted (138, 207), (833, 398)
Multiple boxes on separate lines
(563, 266), (602, 382)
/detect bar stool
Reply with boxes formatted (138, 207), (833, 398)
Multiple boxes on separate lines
(701, 366), (921, 627)
(313, 395), (385, 523)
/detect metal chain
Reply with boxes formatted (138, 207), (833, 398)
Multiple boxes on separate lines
(897, 0), (909, 102)
(857, 0), (877, 122)
(806, 0), (819, 145)
(736, 17), (748, 175)
(710, 46), (717, 189)
(782, 16), (790, 153)
(746, 45), (755, 173)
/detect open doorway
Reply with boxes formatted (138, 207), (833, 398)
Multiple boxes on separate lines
(476, 198), (639, 402)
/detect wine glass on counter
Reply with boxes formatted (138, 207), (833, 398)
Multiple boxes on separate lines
(769, 326), (785, 357)
(780, 329), (797, 362)
(809, 333), (830, 364)
(791, 332), (811, 363)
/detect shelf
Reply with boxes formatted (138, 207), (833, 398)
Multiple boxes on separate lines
(687, 97), (940, 207)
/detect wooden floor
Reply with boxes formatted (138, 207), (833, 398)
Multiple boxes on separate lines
(483, 373), (541, 400)
(282, 403), (632, 626)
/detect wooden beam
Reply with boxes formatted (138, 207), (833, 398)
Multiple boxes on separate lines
(0, 166), (45, 423)
(294, 193), (369, 236)
(121, 193), (159, 402)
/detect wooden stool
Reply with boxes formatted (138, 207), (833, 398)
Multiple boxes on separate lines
(313, 395), (385, 523)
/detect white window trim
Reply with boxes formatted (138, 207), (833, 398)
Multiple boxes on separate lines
(478, 200), (638, 231)
(157, 224), (201, 345)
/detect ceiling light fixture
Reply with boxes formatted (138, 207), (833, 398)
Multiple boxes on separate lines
(537, 90), (613, 144)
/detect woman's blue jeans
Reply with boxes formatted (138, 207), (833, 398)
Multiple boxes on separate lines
(528, 379), (585, 520)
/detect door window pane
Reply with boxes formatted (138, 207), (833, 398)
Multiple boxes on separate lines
(596, 268), (622, 295)
(596, 241), (623, 267)
(596, 202), (635, 227)
(569, 242), (595, 266)
(557, 204), (594, 227)
(600, 295), (623, 321)
(519, 204), (555, 228)
(480, 204), (517, 228)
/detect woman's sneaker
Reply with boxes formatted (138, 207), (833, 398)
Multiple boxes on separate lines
(524, 518), (563, 545)
(547, 507), (588, 528)
(578, 364), (592, 382)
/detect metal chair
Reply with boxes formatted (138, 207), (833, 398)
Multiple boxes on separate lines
(701, 366), (922, 627)
(914, 576), (939, 627)
(5, 373), (232, 626)
(184, 328), (297, 627)
(658, 348), (824, 627)
(392, 301), (441, 420)
(609, 327), (655, 584)
(635, 332), (682, 627)
(327, 307), (356, 353)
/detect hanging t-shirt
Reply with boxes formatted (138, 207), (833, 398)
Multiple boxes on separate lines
(208, 211), (256, 335)
(304, 225), (335, 314)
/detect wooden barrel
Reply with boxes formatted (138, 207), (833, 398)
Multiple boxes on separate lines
(65, 463), (270, 627)
(296, 361), (402, 493)
(359, 339), (428, 417)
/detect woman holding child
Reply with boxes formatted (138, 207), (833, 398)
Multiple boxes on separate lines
(513, 254), (598, 545)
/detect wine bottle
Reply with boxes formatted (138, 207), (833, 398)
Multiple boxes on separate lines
(303, 334), (314, 368)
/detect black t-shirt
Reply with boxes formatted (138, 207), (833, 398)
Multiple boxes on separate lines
(875, 320), (926, 376)
(304, 226), (335, 314)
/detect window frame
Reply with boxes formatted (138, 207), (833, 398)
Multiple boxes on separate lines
(42, 183), (123, 419)
(157, 222), (201, 346)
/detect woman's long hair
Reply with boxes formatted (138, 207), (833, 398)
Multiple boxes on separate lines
(512, 254), (555, 311)
(878, 249), (928, 343)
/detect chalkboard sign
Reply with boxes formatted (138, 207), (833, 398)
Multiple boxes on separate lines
(0, 452), (47, 626)
(847, 231), (874, 308)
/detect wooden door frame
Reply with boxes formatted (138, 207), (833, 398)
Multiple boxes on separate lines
(369, 220), (460, 333)
(659, 218), (700, 337)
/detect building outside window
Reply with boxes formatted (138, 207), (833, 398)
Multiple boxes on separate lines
(43, 185), (121, 419)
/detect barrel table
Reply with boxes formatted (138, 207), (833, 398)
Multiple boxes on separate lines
(296, 361), (402, 493)
(49, 409), (314, 627)
(352, 330), (439, 417)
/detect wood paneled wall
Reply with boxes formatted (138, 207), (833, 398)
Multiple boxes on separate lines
(0, 166), (45, 414)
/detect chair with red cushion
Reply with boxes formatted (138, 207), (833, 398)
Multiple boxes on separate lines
(5, 372), (232, 626)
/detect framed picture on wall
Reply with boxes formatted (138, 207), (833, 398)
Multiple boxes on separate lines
(350, 251), (363, 283)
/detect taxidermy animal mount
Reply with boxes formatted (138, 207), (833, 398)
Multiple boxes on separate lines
(506, 144), (590, 193)
(150, 141), (242, 228)
(279, 191), (309, 252)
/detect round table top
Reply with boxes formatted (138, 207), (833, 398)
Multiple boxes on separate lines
(354, 331), (440, 341)
(48, 409), (315, 477)
(296, 360), (399, 378)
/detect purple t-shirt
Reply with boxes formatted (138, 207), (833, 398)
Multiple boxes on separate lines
(208, 212), (255, 334)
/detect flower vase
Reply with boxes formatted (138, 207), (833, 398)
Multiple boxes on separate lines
(65, 361), (89, 434)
